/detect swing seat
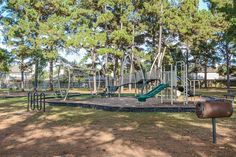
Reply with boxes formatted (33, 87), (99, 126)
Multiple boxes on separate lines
(107, 86), (119, 92)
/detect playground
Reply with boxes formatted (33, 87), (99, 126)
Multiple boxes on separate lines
(1, 43), (235, 157)
(1, 47), (236, 156)
(1, 0), (236, 156)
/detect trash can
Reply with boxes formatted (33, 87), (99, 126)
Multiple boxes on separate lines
(196, 99), (233, 118)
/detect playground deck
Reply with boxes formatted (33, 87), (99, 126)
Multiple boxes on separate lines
(47, 97), (199, 112)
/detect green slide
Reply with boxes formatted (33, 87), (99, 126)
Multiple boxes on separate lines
(137, 83), (169, 102)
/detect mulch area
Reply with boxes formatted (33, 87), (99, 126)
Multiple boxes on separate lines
(47, 97), (202, 108)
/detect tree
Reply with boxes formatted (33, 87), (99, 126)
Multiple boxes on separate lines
(4, 15), (34, 91)
(218, 64), (236, 76)
(5, 0), (74, 91)
(67, 0), (107, 94)
(196, 41), (219, 88)
(0, 48), (12, 72)
(205, 0), (236, 89)
(5, 0), (46, 90)
(36, 2), (71, 91)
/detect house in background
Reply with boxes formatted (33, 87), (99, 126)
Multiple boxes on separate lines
(189, 67), (220, 80)
(8, 65), (33, 81)
(188, 67), (236, 87)
(0, 65), (33, 88)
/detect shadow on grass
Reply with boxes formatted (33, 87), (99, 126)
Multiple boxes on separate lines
(0, 98), (235, 157)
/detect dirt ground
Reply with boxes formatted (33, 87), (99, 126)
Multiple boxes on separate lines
(0, 98), (235, 157)
(0, 91), (27, 97)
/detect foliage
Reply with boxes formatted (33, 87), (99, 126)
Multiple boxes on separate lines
(0, 48), (12, 72)
(1, 0), (235, 88)
(218, 64), (236, 76)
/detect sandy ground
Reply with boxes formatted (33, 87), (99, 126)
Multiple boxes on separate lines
(0, 91), (27, 97)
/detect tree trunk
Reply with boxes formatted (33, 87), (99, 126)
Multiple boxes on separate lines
(92, 49), (97, 94)
(21, 69), (24, 91)
(129, 53), (134, 92)
(195, 60), (198, 80)
(20, 58), (24, 91)
(105, 53), (108, 88)
(114, 58), (118, 86)
(226, 45), (230, 90)
(204, 57), (208, 88)
(129, 25), (135, 92)
(186, 48), (189, 76)
(157, 2), (163, 67)
(120, 57), (124, 92)
(49, 60), (54, 91)
(34, 59), (39, 91)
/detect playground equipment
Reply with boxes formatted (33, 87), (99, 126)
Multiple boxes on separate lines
(55, 63), (93, 100)
(105, 64), (161, 97)
(136, 61), (193, 105)
(27, 91), (46, 112)
(105, 78), (159, 97)
(196, 99), (233, 143)
(105, 58), (194, 105)
(137, 83), (169, 102)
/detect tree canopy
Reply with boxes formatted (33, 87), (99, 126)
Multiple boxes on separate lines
(1, 0), (235, 89)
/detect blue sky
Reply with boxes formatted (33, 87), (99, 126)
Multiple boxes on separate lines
(199, 0), (208, 10)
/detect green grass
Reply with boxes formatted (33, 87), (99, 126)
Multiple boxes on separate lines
(0, 93), (235, 127)
(195, 88), (227, 97)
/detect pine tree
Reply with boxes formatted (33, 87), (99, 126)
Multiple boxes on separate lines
(205, 0), (236, 89)
(0, 48), (12, 72)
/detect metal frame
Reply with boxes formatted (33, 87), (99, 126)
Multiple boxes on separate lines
(27, 92), (46, 112)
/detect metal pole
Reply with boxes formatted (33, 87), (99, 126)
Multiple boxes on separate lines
(160, 66), (163, 103)
(185, 65), (188, 105)
(43, 93), (46, 112)
(171, 64), (173, 105)
(174, 65), (177, 100)
(183, 64), (185, 106)
(134, 73), (137, 96)
(57, 65), (63, 97)
(163, 67), (166, 103)
(64, 67), (71, 101)
(212, 118), (216, 144)
(27, 92), (30, 111)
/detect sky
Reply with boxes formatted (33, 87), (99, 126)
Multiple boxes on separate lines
(199, 0), (209, 10)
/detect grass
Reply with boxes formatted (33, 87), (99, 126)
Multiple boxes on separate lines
(0, 88), (236, 156)
(195, 88), (228, 98)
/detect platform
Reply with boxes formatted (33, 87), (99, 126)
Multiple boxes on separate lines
(46, 97), (197, 112)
